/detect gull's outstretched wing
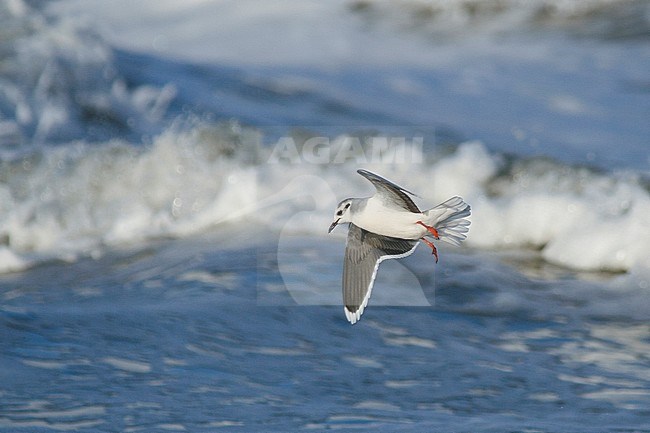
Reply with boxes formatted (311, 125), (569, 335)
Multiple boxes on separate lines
(357, 169), (421, 213)
(343, 223), (418, 324)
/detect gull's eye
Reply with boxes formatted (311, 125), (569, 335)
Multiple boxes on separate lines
(336, 210), (343, 216)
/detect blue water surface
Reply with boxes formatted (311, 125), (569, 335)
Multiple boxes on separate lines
(1, 232), (649, 432)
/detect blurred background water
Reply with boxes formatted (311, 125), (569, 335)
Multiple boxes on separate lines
(0, 0), (649, 431)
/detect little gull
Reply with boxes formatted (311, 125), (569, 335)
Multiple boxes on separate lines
(328, 169), (471, 324)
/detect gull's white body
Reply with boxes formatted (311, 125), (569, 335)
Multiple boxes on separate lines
(352, 196), (429, 239)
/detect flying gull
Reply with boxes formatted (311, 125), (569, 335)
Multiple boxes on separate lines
(328, 169), (471, 324)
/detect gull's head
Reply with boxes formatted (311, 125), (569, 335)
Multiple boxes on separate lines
(328, 199), (353, 233)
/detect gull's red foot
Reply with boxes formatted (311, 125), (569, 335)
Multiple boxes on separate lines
(420, 237), (439, 263)
(416, 221), (440, 239)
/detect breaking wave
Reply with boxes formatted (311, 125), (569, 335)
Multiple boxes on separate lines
(0, 0), (174, 146)
(1, 123), (648, 280)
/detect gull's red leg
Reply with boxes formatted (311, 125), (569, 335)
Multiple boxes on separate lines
(420, 237), (439, 263)
(416, 221), (440, 239)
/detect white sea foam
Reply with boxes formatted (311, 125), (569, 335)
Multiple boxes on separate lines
(0, 246), (30, 273)
(0, 121), (260, 256)
(0, 124), (648, 280)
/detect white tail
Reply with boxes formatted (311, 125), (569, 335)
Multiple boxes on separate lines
(424, 196), (471, 246)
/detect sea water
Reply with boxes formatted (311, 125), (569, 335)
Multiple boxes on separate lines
(1, 0), (649, 431)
